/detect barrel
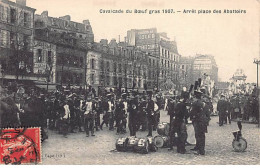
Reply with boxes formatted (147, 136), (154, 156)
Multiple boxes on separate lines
(115, 137), (127, 152)
(157, 122), (170, 136)
(134, 138), (149, 154)
(126, 136), (139, 151)
(154, 135), (169, 148)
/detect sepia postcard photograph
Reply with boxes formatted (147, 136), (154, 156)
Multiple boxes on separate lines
(0, 0), (259, 165)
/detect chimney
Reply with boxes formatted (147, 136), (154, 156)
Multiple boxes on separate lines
(41, 11), (48, 17)
(83, 20), (90, 25)
(16, 0), (26, 6)
(59, 15), (71, 21)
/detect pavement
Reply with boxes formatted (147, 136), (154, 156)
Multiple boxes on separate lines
(41, 110), (260, 165)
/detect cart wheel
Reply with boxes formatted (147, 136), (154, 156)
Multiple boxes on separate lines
(232, 137), (247, 152)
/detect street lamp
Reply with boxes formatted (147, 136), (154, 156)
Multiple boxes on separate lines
(253, 58), (260, 128)
(253, 58), (260, 88)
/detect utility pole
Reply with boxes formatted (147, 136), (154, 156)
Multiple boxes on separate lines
(253, 59), (260, 128)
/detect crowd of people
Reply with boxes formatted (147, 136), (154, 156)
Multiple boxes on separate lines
(1, 79), (259, 156)
(0, 81), (215, 156)
(217, 90), (259, 126)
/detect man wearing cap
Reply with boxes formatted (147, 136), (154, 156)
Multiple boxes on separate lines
(217, 94), (228, 126)
(190, 90), (208, 155)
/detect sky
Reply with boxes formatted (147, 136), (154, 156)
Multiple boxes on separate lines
(22, 0), (259, 83)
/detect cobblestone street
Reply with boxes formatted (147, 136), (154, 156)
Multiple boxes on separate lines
(42, 110), (260, 165)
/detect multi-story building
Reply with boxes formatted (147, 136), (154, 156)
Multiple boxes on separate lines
(179, 56), (194, 88)
(159, 39), (180, 85)
(0, 0), (38, 83)
(34, 11), (94, 87)
(192, 54), (218, 84)
(35, 11), (94, 43)
(86, 39), (149, 95)
(126, 28), (180, 91)
(33, 38), (56, 84)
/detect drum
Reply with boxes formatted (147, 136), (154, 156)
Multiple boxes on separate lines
(157, 122), (170, 136)
(232, 137), (247, 152)
(147, 136), (158, 152)
(126, 136), (139, 151)
(134, 138), (149, 154)
(115, 137), (127, 152)
(186, 123), (196, 145)
(154, 135), (169, 148)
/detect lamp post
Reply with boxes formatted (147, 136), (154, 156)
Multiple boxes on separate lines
(253, 58), (260, 128)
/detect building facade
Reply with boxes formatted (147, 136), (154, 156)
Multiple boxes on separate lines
(126, 28), (180, 91)
(34, 11), (94, 87)
(0, 0), (37, 82)
(179, 56), (194, 88)
(85, 39), (149, 94)
(33, 39), (56, 83)
(192, 54), (218, 84)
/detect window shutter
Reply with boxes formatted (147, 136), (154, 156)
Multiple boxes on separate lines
(27, 14), (31, 28)
(6, 7), (9, 23)
(0, 5), (3, 21)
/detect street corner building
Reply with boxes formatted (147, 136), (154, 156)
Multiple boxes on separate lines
(0, 0), (36, 84)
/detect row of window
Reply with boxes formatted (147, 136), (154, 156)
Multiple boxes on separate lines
(0, 29), (30, 50)
(56, 71), (83, 85)
(99, 75), (144, 88)
(193, 64), (212, 70)
(161, 59), (177, 70)
(137, 44), (157, 50)
(0, 5), (32, 27)
(161, 48), (178, 62)
(36, 49), (53, 64)
(56, 54), (84, 68)
(138, 33), (155, 40)
(89, 57), (178, 75)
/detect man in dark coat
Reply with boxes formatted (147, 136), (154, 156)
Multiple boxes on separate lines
(128, 94), (139, 136)
(146, 93), (155, 137)
(137, 96), (147, 131)
(94, 97), (101, 131)
(217, 94), (228, 126)
(173, 92), (189, 154)
(115, 94), (127, 134)
(100, 97), (109, 130)
(0, 94), (20, 128)
(84, 96), (96, 137)
(190, 91), (208, 155)
(167, 96), (175, 150)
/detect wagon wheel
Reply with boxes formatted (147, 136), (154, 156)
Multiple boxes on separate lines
(232, 137), (247, 152)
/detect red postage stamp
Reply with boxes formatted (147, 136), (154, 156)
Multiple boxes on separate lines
(0, 127), (41, 165)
